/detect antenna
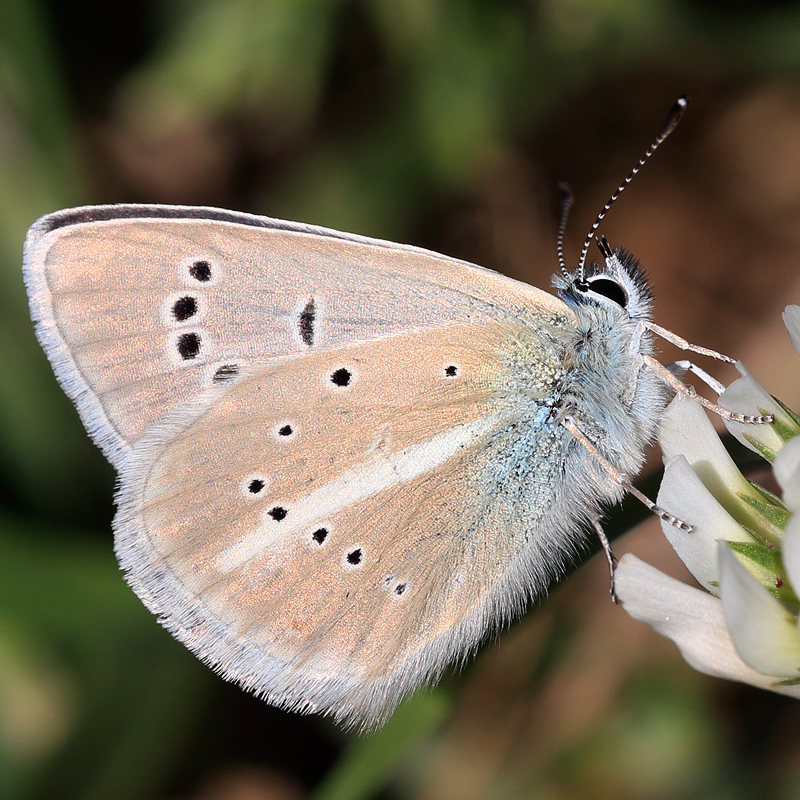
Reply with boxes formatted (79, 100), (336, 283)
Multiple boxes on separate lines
(576, 96), (689, 281)
(556, 182), (574, 279)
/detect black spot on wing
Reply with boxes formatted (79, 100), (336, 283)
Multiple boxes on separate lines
(346, 547), (363, 566)
(213, 364), (239, 383)
(190, 260), (212, 282)
(299, 297), (316, 347)
(330, 367), (352, 387)
(177, 332), (201, 360)
(268, 506), (287, 521)
(172, 295), (198, 321)
(312, 527), (329, 545)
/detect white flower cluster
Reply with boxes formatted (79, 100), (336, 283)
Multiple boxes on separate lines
(616, 305), (800, 697)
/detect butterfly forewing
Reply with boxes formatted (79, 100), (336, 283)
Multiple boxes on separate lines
(115, 321), (568, 724)
(24, 207), (569, 468)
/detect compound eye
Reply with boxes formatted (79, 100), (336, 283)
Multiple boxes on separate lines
(587, 278), (628, 308)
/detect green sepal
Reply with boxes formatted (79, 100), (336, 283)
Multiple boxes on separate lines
(773, 397), (800, 431)
(748, 481), (788, 510)
(727, 540), (781, 572)
(739, 525), (774, 548)
(726, 541), (799, 608)
(736, 492), (790, 530)
(743, 433), (776, 463)
(771, 417), (797, 444)
(771, 677), (800, 687)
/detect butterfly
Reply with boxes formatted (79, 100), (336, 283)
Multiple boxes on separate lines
(22, 97), (765, 728)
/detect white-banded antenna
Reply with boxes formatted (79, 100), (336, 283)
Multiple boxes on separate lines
(577, 96), (689, 281)
(556, 182), (574, 279)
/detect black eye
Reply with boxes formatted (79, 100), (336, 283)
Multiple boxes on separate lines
(587, 278), (627, 308)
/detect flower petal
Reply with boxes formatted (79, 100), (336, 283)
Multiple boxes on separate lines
(657, 455), (755, 593)
(719, 544), (800, 677)
(773, 434), (800, 512)
(783, 305), (800, 358)
(781, 514), (800, 600)
(661, 393), (756, 490)
(659, 394), (783, 542)
(615, 554), (800, 697)
(721, 363), (797, 459)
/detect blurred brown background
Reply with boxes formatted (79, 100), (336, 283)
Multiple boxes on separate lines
(2, 1), (800, 799)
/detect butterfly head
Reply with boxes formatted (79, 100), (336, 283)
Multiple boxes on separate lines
(552, 235), (654, 323)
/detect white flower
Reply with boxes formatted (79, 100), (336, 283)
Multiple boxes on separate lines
(616, 305), (800, 697)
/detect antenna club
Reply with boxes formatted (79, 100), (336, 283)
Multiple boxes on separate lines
(661, 95), (689, 137)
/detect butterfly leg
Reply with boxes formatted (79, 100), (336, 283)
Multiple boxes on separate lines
(563, 415), (693, 532)
(642, 355), (773, 424)
(592, 517), (619, 603)
(666, 359), (725, 396)
(646, 322), (736, 364)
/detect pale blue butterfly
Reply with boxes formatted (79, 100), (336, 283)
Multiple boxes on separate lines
(21, 97), (768, 728)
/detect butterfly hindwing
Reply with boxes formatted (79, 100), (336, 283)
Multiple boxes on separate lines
(115, 321), (574, 725)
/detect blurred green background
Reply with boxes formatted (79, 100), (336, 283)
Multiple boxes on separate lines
(3, 0), (800, 798)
